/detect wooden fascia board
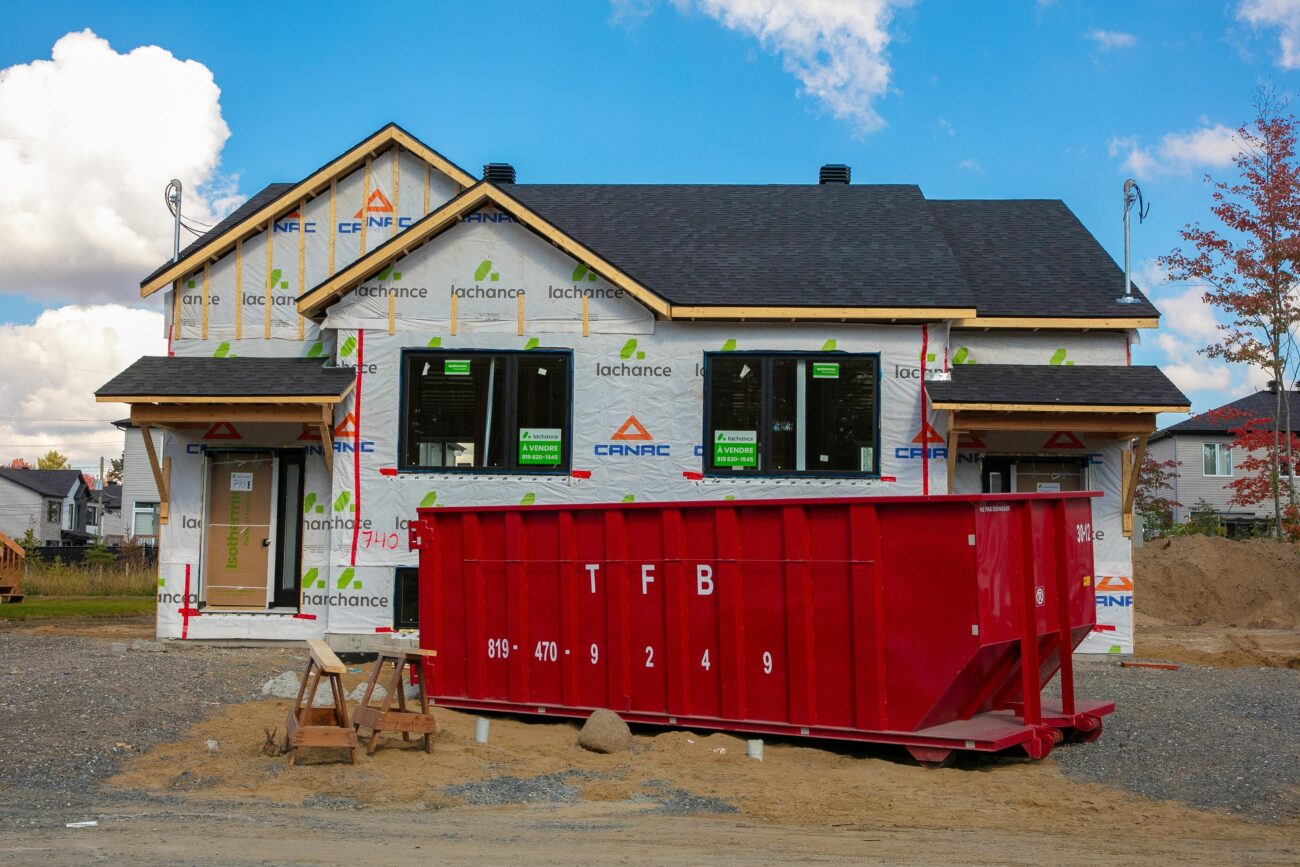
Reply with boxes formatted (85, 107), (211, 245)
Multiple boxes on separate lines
(948, 410), (1157, 434)
(670, 305), (977, 321)
(930, 401), (1188, 414)
(949, 317), (1160, 330)
(101, 392), (350, 406)
(297, 183), (675, 319)
(140, 126), (472, 298)
(130, 404), (331, 425)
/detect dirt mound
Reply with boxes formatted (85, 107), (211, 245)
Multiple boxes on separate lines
(1135, 535), (1300, 629)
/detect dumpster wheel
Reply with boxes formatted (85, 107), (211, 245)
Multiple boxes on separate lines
(1062, 714), (1104, 744)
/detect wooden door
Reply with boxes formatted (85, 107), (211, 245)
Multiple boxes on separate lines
(204, 452), (275, 608)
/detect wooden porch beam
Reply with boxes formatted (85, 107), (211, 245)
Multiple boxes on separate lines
(1122, 434), (1148, 519)
(950, 411), (1157, 434)
(130, 404), (327, 426)
(318, 404), (334, 474)
(138, 424), (169, 526)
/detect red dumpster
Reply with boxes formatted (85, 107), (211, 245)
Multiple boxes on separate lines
(409, 493), (1113, 764)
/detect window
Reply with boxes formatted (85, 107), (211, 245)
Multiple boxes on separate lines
(704, 353), (879, 476)
(1203, 443), (1232, 477)
(393, 567), (419, 630)
(132, 502), (159, 536)
(46, 500), (60, 524)
(401, 351), (571, 472)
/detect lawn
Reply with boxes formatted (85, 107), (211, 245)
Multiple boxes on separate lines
(0, 596), (155, 620)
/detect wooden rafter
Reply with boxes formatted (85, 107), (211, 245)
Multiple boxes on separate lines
(139, 124), (474, 298)
(930, 401), (1187, 415)
(947, 410), (1158, 435)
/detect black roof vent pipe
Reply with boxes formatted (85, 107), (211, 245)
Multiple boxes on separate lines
(819, 164), (851, 184)
(1267, 379), (1280, 393)
(483, 163), (516, 184)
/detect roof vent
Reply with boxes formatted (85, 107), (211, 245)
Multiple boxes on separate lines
(819, 164), (851, 185)
(1267, 379), (1280, 393)
(483, 163), (516, 184)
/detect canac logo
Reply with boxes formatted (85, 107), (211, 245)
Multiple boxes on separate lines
(595, 339), (671, 378)
(595, 416), (670, 457)
(462, 205), (517, 224)
(1095, 574), (1133, 608)
(273, 209), (317, 234)
(338, 189), (413, 234)
(894, 421), (979, 463)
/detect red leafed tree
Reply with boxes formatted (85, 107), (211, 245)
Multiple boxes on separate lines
(5, 457), (32, 469)
(1160, 89), (1300, 539)
(1135, 454), (1181, 532)
(1209, 407), (1300, 537)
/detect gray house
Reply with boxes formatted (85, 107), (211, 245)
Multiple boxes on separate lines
(112, 420), (163, 545)
(1148, 381), (1299, 528)
(0, 468), (92, 544)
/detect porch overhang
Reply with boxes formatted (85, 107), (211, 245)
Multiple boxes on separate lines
(924, 364), (1191, 528)
(95, 357), (357, 526)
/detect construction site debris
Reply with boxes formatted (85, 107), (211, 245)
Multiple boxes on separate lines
(578, 709), (631, 754)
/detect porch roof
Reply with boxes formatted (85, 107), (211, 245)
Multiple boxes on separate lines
(925, 364), (1189, 414)
(95, 357), (356, 404)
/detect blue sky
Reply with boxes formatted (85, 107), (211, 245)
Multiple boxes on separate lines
(0, 0), (1297, 463)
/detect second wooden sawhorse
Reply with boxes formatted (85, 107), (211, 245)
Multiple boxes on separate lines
(352, 647), (438, 754)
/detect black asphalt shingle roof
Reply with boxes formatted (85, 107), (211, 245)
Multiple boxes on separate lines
(1155, 388), (1296, 437)
(929, 200), (1159, 319)
(508, 184), (975, 310)
(925, 364), (1189, 408)
(0, 468), (85, 499)
(96, 357), (356, 400)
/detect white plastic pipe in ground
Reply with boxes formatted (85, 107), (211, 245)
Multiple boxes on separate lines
(747, 739), (763, 761)
(475, 717), (490, 744)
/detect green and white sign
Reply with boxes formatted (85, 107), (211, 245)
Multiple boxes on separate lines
(519, 428), (562, 465)
(811, 362), (840, 379)
(444, 359), (471, 376)
(713, 430), (757, 468)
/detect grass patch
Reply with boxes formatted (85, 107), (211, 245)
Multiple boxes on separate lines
(22, 561), (156, 597)
(0, 596), (155, 620)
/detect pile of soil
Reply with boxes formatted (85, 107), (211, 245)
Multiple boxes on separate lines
(1135, 535), (1300, 629)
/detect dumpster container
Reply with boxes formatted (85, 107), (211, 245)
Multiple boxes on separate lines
(409, 492), (1113, 763)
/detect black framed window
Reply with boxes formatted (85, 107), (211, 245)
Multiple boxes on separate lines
(704, 353), (879, 476)
(393, 566), (419, 630)
(401, 350), (571, 472)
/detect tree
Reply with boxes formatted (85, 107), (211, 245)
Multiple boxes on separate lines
(107, 457), (123, 484)
(1160, 88), (1300, 540)
(36, 450), (69, 470)
(5, 457), (32, 469)
(1135, 454), (1181, 535)
(1209, 407), (1300, 539)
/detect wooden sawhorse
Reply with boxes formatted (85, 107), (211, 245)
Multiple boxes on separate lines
(353, 647), (438, 754)
(283, 639), (359, 765)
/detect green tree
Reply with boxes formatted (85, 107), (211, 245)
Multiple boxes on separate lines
(36, 450), (69, 470)
(107, 457), (123, 484)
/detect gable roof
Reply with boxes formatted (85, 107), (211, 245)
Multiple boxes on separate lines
(298, 176), (1160, 326)
(926, 364), (1189, 412)
(1154, 388), (1296, 438)
(930, 200), (1160, 323)
(95, 357), (358, 403)
(507, 184), (975, 312)
(140, 123), (475, 297)
(0, 468), (85, 499)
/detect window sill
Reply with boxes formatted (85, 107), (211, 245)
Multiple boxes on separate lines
(396, 468), (571, 477)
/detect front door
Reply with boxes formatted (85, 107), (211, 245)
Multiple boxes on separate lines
(982, 456), (1087, 494)
(204, 451), (275, 608)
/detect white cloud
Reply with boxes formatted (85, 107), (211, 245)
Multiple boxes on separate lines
(0, 305), (165, 467)
(1236, 0), (1300, 69)
(937, 116), (955, 136)
(957, 158), (985, 174)
(1108, 124), (1240, 179)
(1158, 285), (1222, 344)
(0, 30), (236, 305)
(1086, 29), (1137, 50)
(665, 0), (914, 135)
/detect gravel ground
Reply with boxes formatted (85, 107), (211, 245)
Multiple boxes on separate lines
(0, 633), (296, 826)
(0, 632), (1295, 829)
(1049, 659), (1300, 822)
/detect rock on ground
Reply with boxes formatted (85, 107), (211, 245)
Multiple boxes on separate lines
(260, 670), (335, 707)
(578, 708), (631, 754)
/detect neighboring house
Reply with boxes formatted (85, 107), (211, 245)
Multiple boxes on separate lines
(112, 419), (163, 546)
(89, 482), (126, 544)
(1148, 381), (1300, 529)
(95, 123), (1189, 652)
(0, 468), (92, 545)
